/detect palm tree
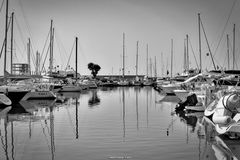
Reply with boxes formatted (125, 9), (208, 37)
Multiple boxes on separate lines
(88, 62), (101, 78)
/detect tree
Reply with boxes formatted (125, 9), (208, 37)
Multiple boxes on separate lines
(88, 62), (101, 78)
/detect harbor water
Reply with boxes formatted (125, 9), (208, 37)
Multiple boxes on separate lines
(0, 87), (228, 160)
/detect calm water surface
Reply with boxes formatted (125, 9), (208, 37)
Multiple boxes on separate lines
(0, 87), (237, 160)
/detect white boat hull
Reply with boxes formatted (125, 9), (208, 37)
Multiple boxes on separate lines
(60, 85), (82, 92)
(173, 89), (189, 101)
(184, 105), (205, 111)
(160, 84), (181, 95)
(21, 91), (56, 101)
(0, 94), (12, 106)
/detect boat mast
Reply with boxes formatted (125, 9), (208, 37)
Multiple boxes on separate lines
(146, 44), (148, 77)
(4, 0), (9, 77)
(184, 38), (186, 72)
(154, 56), (157, 78)
(227, 34), (230, 70)
(52, 28), (55, 72)
(10, 12), (14, 74)
(136, 41), (139, 77)
(49, 20), (53, 75)
(186, 34), (189, 71)
(36, 51), (40, 75)
(75, 37), (78, 79)
(200, 15), (216, 70)
(171, 39), (173, 78)
(122, 33), (125, 78)
(198, 13), (202, 72)
(27, 38), (31, 74)
(161, 52), (164, 77)
(150, 57), (152, 78)
(233, 24), (235, 70)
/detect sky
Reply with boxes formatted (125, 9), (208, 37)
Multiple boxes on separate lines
(0, 0), (239, 76)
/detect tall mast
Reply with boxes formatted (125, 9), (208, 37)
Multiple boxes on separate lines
(75, 37), (78, 79)
(150, 58), (152, 77)
(27, 38), (31, 74)
(184, 38), (186, 71)
(36, 51), (40, 75)
(233, 24), (235, 70)
(161, 52), (164, 77)
(49, 20), (53, 75)
(154, 56), (157, 78)
(36, 51), (38, 75)
(136, 41), (139, 77)
(227, 34), (230, 70)
(198, 13), (202, 72)
(10, 12), (14, 74)
(4, 0), (9, 76)
(200, 14), (216, 70)
(122, 33), (125, 78)
(146, 44), (148, 77)
(171, 39), (173, 78)
(186, 34), (189, 70)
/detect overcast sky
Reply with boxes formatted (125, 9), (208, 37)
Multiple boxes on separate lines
(0, 0), (239, 76)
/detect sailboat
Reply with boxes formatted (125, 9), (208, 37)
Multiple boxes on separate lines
(118, 33), (129, 86)
(0, 0), (30, 103)
(60, 37), (83, 92)
(143, 44), (152, 86)
(133, 41), (142, 86)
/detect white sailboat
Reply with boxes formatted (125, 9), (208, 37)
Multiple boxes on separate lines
(133, 41), (142, 86)
(118, 33), (129, 86)
(60, 37), (83, 92)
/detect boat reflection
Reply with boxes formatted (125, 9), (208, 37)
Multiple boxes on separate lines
(0, 106), (11, 119)
(176, 110), (198, 132)
(75, 98), (79, 139)
(0, 100), (56, 160)
(122, 88), (126, 139)
(135, 87), (140, 130)
(213, 134), (240, 159)
(200, 116), (240, 160)
(157, 95), (181, 104)
(56, 92), (81, 104)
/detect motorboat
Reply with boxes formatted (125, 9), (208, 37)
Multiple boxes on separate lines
(79, 79), (98, 89)
(118, 80), (130, 86)
(60, 84), (83, 92)
(161, 73), (212, 95)
(204, 93), (240, 134)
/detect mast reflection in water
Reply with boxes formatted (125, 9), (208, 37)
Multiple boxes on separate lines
(0, 87), (239, 160)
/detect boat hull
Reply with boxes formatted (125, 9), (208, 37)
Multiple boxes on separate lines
(173, 89), (189, 102)
(60, 85), (82, 92)
(21, 91), (56, 101)
(0, 94), (12, 106)
(4, 91), (29, 104)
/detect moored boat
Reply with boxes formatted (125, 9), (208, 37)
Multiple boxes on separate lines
(0, 85), (30, 104)
(21, 91), (56, 101)
(0, 94), (11, 106)
(204, 93), (240, 134)
(60, 84), (83, 92)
